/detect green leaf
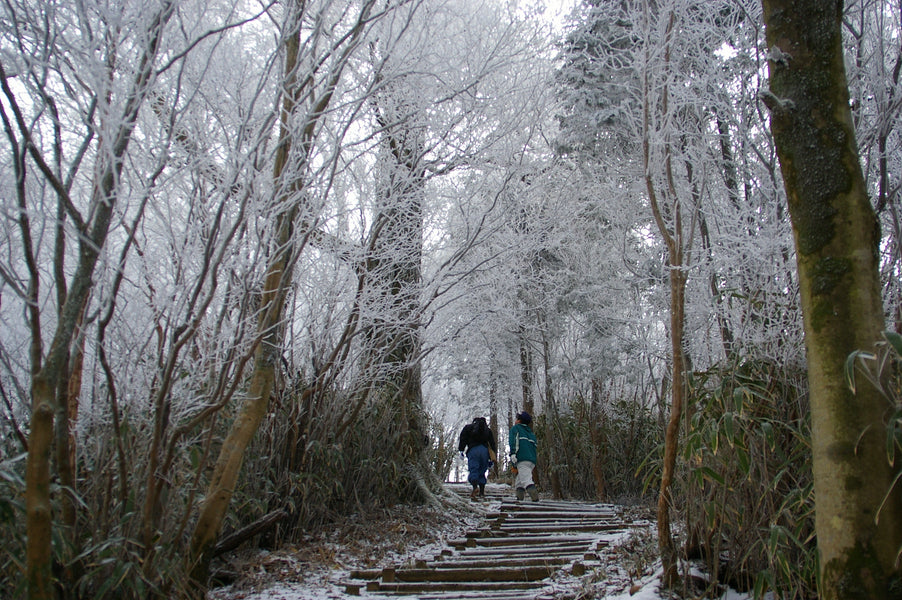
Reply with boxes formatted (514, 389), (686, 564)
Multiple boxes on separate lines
(884, 330), (902, 357)
(189, 445), (201, 471)
(732, 387), (746, 414)
(844, 350), (859, 393)
(887, 418), (899, 466)
(875, 468), (902, 526)
(699, 466), (725, 485)
(736, 446), (750, 476)
(761, 421), (776, 451)
(703, 500), (719, 528)
(768, 525), (785, 554)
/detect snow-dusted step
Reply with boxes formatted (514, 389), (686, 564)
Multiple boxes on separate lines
(343, 483), (636, 597)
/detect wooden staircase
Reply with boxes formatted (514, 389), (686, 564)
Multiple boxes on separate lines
(344, 484), (636, 599)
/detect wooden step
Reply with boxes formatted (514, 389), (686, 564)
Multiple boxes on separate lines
(367, 580), (547, 594)
(377, 564), (556, 583)
(423, 556), (573, 569)
(450, 534), (598, 548)
(344, 484), (635, 598)
(495, 522), (627, 534)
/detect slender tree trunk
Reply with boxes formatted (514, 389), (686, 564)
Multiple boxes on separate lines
(641, 4), (690, 586)
(18, 4), (173, 594)
(761, 1), (902, 597)
(489, 366), (499, 476)
(187, 20), (306, 585)
(655, 264), (687, 587)
(187, 1), (376, 588)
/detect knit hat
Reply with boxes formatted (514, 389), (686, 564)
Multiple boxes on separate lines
(516, 411), (532, 425)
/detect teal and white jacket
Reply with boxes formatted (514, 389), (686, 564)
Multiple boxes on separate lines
(508, 423), (537, 464)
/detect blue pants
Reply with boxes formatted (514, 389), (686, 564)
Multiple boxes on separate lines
(467, 445), (490, 487)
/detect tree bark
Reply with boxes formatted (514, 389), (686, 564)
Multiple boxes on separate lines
(761, 1), (902, 597)
(362, 86), (428, 464)
(540, 321), (562, 499)
(518, 324), (534, 415)
(589, 379), (606, 500)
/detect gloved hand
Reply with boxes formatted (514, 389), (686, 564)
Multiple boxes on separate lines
(509, 454), (517, 465)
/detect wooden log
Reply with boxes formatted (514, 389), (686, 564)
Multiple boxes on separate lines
(454, 534), (597, 548)
(502, 511), (616, 519)
(212, 509), (288, 556)
(457, 543), (594, 557)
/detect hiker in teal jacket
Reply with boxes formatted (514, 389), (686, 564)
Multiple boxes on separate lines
(508, 411), (538, 501)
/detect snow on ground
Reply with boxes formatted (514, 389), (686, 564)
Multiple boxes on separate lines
(207, 484), (754, 600)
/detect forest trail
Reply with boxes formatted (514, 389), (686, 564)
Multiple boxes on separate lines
(342, 483), (644, 599)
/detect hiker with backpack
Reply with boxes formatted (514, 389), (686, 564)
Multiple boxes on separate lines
(458, 417), (497, 500)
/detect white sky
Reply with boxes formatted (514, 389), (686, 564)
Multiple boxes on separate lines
(540, 0), (577, 31)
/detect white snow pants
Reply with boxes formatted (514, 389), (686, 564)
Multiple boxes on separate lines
(514, 460), (535, 490)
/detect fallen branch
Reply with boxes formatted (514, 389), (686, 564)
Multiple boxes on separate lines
(213, 509), (288, 557)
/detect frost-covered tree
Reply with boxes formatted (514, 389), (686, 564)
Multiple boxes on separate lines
(0, 0), (185, 594)
(843, 0), (902, 332)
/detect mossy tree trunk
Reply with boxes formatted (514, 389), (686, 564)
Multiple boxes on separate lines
(761, 1), (902, 597)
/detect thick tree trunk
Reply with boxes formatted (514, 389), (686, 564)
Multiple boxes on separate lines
(518, 325), (534, 415)
(761, 2), (902, 597)
(25, 379), (54, 600)
(362, 92), (427, 465)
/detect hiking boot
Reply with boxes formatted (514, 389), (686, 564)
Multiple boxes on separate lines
(527, 485), (539, 502)
(478, 485), (485, 499)
(515, 487), (525, 501)
(470, 488), (478, 501)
